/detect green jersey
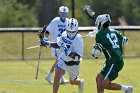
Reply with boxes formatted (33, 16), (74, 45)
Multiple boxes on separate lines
(96, 28), (124, 64)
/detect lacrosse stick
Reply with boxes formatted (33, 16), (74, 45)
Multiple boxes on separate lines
(82, 5), (95, 19)
(26, 45), (40, 50)
(35, 46), (42, 80)
(82, 29), (98, 38)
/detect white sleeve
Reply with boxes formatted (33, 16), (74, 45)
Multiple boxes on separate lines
(46, 19), (56, 34)
(73, 36), (84, 56)
(56, 36), (62, 47)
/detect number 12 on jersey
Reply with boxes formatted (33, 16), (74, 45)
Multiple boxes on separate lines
(106, 33), (119, 48)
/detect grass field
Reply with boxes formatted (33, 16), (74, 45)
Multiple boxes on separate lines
(0, 58), (139, 93)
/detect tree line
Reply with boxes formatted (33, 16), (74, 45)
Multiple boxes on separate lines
(0, 0), (139, 27)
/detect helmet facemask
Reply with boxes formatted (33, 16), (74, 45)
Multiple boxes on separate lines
(59, 12), (67, 22)
(59, 6), (69, 22)
(66, 18), (78, 40)
(67, 30), (78, 39)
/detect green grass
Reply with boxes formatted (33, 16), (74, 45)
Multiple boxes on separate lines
(0, 58), (140, 93)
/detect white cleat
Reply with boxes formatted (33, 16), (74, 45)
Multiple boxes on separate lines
(45, 75), (53, 84)
(60, 78), (69, 84)
(78, 79), (84, 93)
(125, 86), (133, 93)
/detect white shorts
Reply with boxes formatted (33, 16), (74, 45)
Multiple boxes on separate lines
(57, 58), (80, 80)
(51, 48), (61, 57)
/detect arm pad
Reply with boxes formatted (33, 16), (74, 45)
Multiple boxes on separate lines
(50, 43), (59, 48)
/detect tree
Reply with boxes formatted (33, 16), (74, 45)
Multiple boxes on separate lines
(121, 0), (140, 25)
(35, 0), (63, 26)
(0, 0), (38, 27)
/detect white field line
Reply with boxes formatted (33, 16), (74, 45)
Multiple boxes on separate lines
(0, 80), (48, 86)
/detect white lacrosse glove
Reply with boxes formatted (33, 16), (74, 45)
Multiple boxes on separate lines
(122, 36), (128, 46)
(90, 49), (102, 59)
(90, 43), (103, 59)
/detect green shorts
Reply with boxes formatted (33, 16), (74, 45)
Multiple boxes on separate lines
(100, 62), (124, 81)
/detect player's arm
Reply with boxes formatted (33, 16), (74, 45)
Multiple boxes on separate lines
(90, 34), (103, 59)
(45, 30), (49, 38)
(90, 43), (103, 59)
(68, 36), (83, 61)
(115, 30), (128, 46)
(40, 38), (60, 48)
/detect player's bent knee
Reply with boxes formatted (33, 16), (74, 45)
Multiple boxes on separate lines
(96, 74), (103, 82)
(70, 80), (75, 85)
(96, 75), (100, 82)
(102, 80), (110, 89)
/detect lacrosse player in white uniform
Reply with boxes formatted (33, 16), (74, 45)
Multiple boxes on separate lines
(41, 18), (84, 93)
(38, 6), (69, 84)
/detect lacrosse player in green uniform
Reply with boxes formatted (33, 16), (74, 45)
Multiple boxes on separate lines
(90, 14), (133, 93)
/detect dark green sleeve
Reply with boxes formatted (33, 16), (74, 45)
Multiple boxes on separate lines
(95, 33), (101, 43)
(115, 30), (123, 47)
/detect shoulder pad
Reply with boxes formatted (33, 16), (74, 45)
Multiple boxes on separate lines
(52, 17), (60, 21)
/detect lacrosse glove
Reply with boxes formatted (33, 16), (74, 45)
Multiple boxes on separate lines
(40, 38), (50, 47)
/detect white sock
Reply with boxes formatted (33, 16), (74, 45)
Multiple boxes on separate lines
(61, 75), (65, 80)
(47, 71), (52, 76)
(121, 85), (129, 91)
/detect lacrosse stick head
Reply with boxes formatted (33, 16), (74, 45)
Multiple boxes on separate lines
(81, 5), (95, 19)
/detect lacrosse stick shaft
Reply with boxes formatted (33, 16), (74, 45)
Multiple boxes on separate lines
(26, 45), (40, 50)
(82, 30), (98, 38)
(35, 46), (42, 80)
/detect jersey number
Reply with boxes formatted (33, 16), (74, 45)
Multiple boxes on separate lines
(106, 33), (119, 48)
(58, 28), (66, 36)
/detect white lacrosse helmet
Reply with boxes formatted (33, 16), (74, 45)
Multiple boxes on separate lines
(66, 18), (78, 39)
(59, 6), (69, 21)
(95, 14), (111, 29)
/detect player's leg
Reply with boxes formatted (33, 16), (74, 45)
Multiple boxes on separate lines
(45, 57), (57, 83)
(53, 59), (65, 93)
(55, 49), (68, 84)
(102, 79), (121, 90)
(45, 49), (68, 84)
(102, 77), (133, 93)
(66, 64), (84, 93)
(96, 73), (104, 93)
(101, 63), (133, 93)
(70, 78), (84, 93)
